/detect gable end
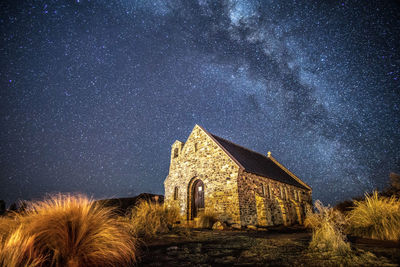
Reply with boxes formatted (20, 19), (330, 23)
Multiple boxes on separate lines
(196, 125), (244, 170)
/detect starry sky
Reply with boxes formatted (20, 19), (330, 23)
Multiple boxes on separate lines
(1, 0), (399, 206)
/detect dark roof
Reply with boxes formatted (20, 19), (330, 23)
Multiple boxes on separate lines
(211, 134), (309, 190)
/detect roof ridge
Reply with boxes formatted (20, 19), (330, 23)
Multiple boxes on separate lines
(211, 133), (272, 161)
(267, 154), (312, 190)
(195, 125), (311, 191)
(196, 125), (244, 169)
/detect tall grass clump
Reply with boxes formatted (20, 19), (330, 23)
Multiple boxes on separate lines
(2, 194), (136, 267)
(0, 227), (47, 267)
(130, 201), (180, 239)
(196, 211), (218, 229)
(347, 191), (400, 241)
(305, 200), (350, 255)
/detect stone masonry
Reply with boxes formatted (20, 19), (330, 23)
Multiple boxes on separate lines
(164, 125), (312, 227)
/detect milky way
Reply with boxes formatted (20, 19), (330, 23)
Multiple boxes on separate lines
(1, 0), (399, 205)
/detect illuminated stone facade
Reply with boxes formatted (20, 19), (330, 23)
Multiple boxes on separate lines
(164, 125), (312, 227)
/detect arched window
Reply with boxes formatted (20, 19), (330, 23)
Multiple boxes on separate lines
(174, 187), (179, 200)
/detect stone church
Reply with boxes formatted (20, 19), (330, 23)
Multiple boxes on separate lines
(164, 125), (312, 227)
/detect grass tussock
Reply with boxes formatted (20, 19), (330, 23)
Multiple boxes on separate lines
(304, 199), (397, 266)
(305, 200), (350, 255)
(196, 211), (218, 229)
(130, 201), (180, 239)
(0, 227), (48, 267)
(347, 191), (400, 241)
(0, 194), (136, 267)
(0, 215), (20, 240)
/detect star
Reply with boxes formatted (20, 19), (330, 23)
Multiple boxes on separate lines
(0, 0), (398, 206)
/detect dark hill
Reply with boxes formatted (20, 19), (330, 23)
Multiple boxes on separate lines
(96, 193), (164, 215)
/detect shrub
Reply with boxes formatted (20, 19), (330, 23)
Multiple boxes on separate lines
(130, 201), (180, 239)
(304, 200), (347, 230)
(1, 194), (136, 267)
(196, 211), (218, 229)
(347, 191), (400, 241)
(0, 200), (5, 215)
(305, 200), (350, 255)
(335, 199), (357, 214)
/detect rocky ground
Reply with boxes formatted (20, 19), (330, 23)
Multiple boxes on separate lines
(137, 226), (400, 267)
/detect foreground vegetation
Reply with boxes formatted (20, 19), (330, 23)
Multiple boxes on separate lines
(305, 200), (350, 255)
(0, 179), (399, 266)
(347, 191), (400, 241)
(0, 194), (136, 267)
(304, 190), (400, 266)
(130, 200), (180, 240)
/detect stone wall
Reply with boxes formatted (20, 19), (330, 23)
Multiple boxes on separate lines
(164, 125), (241, 224)
(238, 171), (312, 226)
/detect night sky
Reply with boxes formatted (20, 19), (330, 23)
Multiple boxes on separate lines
(1, 0), (399, 206)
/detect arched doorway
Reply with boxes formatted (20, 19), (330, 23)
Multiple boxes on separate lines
(191, 179), (204, 218)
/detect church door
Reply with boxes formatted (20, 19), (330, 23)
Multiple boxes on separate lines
(192, 179), (204, 218)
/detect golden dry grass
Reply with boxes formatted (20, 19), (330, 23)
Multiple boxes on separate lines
(304, 200), (347, 231)
(347, 191), (400, 241)
(0, 215), (20, 240)
(130, 201), (180, 239)
(305, 200), (350, 255)
(0, 227), (47, 267)
(0, 194), (136, 267)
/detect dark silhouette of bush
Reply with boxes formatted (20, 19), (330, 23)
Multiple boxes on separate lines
(8, 202), (17, 212)
(390, 172), (400, 190)
(0, 200), (5, 216)
(6, 201), (27, 214)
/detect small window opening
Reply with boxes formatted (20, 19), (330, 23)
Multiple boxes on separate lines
(174, 187), (179, 200)
(261, 184), (266, 197)
(268, 184), (272, 199)
(194, 143), (198, 152)
(173, 148), (179, 158)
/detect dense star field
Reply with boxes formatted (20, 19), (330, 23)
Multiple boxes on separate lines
(0, 0), (399, 205)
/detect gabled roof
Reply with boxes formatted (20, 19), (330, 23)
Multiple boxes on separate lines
(197, 125), (311, 190)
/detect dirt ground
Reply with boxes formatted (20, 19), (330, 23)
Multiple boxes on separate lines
(137, 226), (400, 267)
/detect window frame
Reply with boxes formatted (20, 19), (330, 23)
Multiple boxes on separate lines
(173, 186), (179, 200)
(173, 148), (179, 158)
